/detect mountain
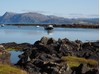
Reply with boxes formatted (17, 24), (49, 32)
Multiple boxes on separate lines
(0, 12), (99, 24)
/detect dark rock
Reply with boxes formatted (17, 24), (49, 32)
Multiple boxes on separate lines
(82, 52), (92, 59)
(75, 40), (82, 44)
(34, 40), (41, 46)
(71, 63), (83, 74)
(33, 59), (44, 68)
(47, 38), (56, 45)
(58, 38), (69, 44)
(15, 37), (99, 74)
(85, 69), (98, 74)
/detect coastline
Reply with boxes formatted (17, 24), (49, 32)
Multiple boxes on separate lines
(0, 38), (99, 52)
(15, 37), (98, 74)
(0, 37), (99, 74)
(5, 24), (99, 29)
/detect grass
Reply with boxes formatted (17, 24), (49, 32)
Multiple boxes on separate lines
(62, 56), (98, 67)
(6, 47), (16, 51)
(0, 64), (27, 74)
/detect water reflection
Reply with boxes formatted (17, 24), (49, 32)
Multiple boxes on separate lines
(17, 26), (21, 28)
(45, 29), (54, 35)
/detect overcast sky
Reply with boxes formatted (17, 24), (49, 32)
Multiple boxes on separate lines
(0, 0), (99, 18)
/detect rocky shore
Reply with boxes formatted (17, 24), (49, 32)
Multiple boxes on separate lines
(1, 37), (99, 74)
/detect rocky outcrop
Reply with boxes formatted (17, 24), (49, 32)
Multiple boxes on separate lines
(3, 37), (98, 74)
(0, 45), (10, 64)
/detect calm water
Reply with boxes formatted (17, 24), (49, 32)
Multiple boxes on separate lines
(10, 50), (23, 64)
(0, 26), (98, 64)
(0, 26), (99, 44)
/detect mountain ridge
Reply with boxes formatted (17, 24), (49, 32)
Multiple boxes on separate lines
(0, 12), (99, 24)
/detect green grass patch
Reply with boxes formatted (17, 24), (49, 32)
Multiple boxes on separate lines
(6, 47), (16, 51)
(0, 64), (27, 74)
(62, 56), (98, 67)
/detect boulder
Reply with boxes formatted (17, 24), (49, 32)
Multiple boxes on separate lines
(47, 38), (56, 45)
(40, 37), (49, 45)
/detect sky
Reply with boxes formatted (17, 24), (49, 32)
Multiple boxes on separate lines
(0, 0), (99, 18)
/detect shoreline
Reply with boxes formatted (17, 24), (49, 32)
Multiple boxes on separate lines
(5, 24), (99, 29)
(0, 37), (99, 74)
(15, 37), (99, 74)
(0, 39), (99, 51)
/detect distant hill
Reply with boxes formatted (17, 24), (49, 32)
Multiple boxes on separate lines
(0, 12), (99, 24)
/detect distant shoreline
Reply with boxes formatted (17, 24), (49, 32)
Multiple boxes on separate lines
(5, 24), (99, 29)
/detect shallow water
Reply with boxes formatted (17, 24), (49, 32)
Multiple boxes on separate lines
(0, 26), (99, 44)
(10, 50), (23, 64)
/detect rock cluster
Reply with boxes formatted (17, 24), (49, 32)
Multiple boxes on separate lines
(16, 37), (99, 74)
(0, 45), (10, 64)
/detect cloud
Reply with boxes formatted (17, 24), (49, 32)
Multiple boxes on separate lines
(18, 10), (99, 18)
(21, 10), (50, 14)
(67, 13), (99, 18)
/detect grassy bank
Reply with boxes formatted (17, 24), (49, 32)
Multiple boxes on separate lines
(6, 47), (17, 51)
(62, 56), (98, 67)
(0, 64), (27, 74)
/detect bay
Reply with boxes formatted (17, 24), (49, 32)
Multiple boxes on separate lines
(0, 26), (98, 43)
